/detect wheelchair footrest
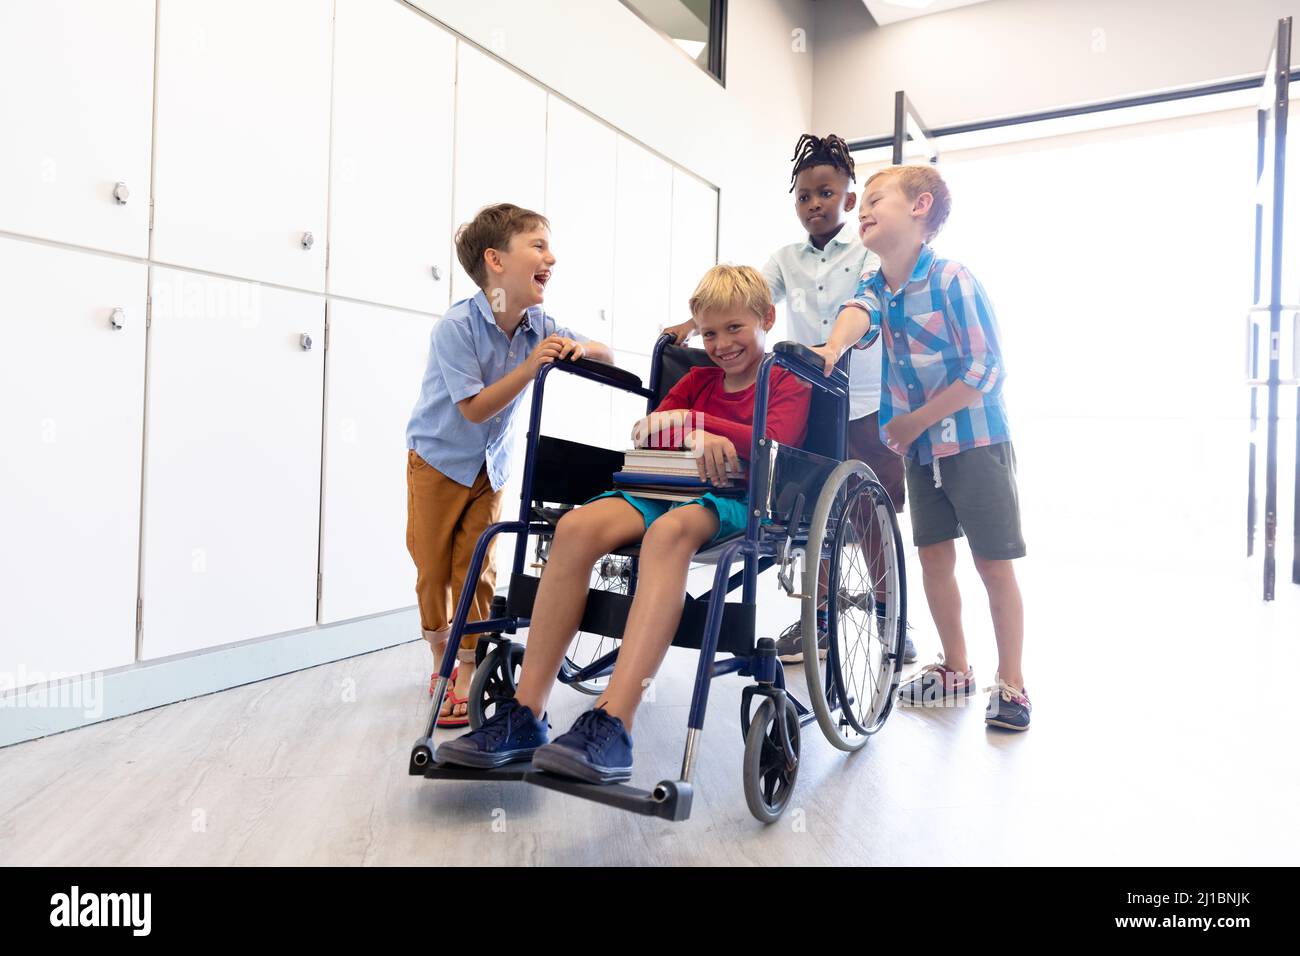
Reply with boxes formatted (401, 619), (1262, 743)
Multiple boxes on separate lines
(422, 762), (531, 783)
(523, 772), (693, 822)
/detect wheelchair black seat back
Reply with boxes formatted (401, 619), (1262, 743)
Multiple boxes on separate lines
(411, 336), (908, 824)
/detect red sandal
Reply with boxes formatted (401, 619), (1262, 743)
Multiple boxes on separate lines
(429, 664), (458, 698)
(436, 686), (470, 728)
(434, 648), (477, 728)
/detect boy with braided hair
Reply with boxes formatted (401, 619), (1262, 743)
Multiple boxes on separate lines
(665, 133), (915, 664)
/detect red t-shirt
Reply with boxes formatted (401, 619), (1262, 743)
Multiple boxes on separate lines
(650, 366), (811, 459)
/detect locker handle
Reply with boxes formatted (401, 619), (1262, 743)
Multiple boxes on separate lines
(301, 231), (315, 250)
(300, 333), (313, 351)
(431, 265), (442, 280)
(112, 182), (130, 205)
(110, 308), (126, 330)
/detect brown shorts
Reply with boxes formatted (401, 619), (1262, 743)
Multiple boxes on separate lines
(847, 411), (906, 513)
(405, 450), (503, 646)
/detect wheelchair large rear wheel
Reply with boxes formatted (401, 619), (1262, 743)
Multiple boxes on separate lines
(801, 459), (907, 751)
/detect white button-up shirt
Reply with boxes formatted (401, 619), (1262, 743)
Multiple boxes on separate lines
(762, 222), (882, 420)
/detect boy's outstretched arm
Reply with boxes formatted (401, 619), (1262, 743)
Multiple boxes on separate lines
(809, 304), (873, 375)
(456, 335), (574, 424)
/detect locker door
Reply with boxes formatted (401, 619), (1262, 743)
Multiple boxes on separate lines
(611, 137), (672, 355)
(0, 0), (155, 256)
(609, 350), (653, 449)
(319, 300), (434, 624)
(450, 42), (547, 304)
(670, 168), (719, 323)
(151, 0), (332, 290)
(329, 0), (455, 314)
(544, 95), (616, 342)
(0, 237), (145, 680)
(541, 95), (617, 444)
(141, 268), (325, 658)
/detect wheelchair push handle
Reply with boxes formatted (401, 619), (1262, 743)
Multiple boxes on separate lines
(772, 341), (850, 389)
(544, 354), (645, 392)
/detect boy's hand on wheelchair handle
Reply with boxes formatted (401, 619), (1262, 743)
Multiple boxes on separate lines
(527, 335), (584, 373)
(808, 344), (840, 377)
(686, 429), (740, 486)
(555, 337), (585, 361)
(526, 335), (564, 373)
(661, 319), (696, 346)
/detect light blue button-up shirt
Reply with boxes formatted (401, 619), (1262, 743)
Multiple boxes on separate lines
(762, 221), (883, 420)
(406, 289), (588, 491)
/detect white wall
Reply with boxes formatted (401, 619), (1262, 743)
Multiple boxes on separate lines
(406, 0), (815, 279)
(813, 0), (1297, 138)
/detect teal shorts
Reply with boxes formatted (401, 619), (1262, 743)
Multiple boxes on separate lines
(586, 490), (749, 545)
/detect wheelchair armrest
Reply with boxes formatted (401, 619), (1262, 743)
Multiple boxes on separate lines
(773, 341), (850, 390)
(548, 355), (646, 394)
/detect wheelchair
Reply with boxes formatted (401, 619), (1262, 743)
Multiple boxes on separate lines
(409, 334), (907, 824)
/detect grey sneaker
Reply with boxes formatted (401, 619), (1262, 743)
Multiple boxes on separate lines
(873, 608), (918, 663)
(774, 617), (827, 663)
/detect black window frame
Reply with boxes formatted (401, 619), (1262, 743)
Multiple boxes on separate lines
(618, 0), (727, 87)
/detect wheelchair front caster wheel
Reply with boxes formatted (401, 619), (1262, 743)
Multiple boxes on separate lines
(742, 697), (800, 824)
(468, 642), (525, 730)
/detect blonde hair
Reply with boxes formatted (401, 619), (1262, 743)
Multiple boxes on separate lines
(864, 164), (952, 241)
(688, 264), (772, 321)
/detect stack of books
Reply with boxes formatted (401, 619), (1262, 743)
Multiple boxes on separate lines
(613, 448), (748, 502)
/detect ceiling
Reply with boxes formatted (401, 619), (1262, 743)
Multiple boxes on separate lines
(859, 0), (995, 27)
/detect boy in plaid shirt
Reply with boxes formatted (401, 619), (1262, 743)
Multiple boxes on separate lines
(811, 165), (1030, 731)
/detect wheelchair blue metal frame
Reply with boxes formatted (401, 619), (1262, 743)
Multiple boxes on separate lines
(411, 335), (855, 819)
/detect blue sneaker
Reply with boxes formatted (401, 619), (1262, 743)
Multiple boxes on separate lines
(531, 707), (633, 784)
(984, 676), (1031, 731)
(434, 698), (548, 769)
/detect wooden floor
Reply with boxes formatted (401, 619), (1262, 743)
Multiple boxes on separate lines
(3, 416), (1298, 865)
(2, 557), (1296, 865)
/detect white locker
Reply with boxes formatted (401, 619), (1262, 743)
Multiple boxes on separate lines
(611, 136), (673, 355)
(329, 0), (455, 315)
(0, 237), (145, 681)
(543, 95), (616, 344)
(140, 269), (324, 658)
(0, 0), (155, 257)
(609, 350), (653, 450)
(318, 300), (433, 625)
(493, 415), (532, 595)
(450, 42), (547, 304)
(151, 0), (332, 290)
(537, 364), (612, 449)
(670, 168), (719, 322)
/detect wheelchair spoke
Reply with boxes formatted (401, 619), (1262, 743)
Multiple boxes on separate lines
(803, 461), (906, 752)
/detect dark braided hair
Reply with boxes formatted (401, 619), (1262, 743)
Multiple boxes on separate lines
(789, 133), (856, 192)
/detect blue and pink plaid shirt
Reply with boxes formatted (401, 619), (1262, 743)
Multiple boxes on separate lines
(846, 243), (1010, 466)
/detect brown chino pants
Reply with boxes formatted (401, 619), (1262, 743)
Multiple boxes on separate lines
(405, 450), (503, 649)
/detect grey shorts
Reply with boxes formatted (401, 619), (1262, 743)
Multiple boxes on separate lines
(904, 442), (1026, 560)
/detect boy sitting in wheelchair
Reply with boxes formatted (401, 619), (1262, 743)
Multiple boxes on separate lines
(436, 265), (812, 784)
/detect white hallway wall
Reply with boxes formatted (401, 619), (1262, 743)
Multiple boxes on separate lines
(812, 0), (1299, 138)
(407, 0), (815, 283)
